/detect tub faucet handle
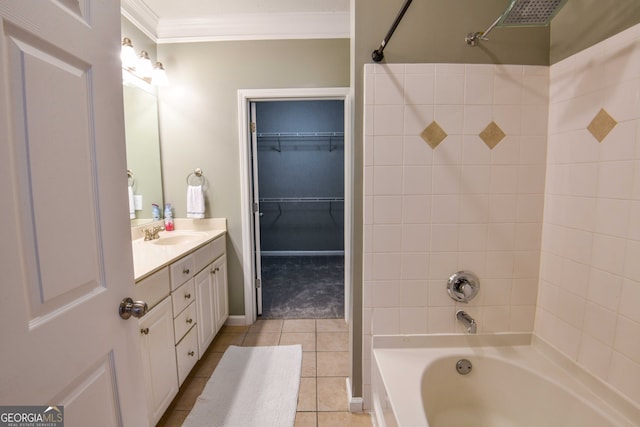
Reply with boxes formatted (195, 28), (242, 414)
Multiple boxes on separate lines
(447, 271), (480, 303)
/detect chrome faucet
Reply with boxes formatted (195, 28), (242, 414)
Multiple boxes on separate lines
(456, 310), (477, 334)
(143, 226), (164, 241)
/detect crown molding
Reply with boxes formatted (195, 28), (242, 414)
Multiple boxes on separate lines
(156, 12), (350, 43)
(121, 0), (159, 42)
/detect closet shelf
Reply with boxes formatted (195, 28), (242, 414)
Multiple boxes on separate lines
(257, 132), (344, 152)
(259, 197), (344, 203)
(257, 132), (344, 138)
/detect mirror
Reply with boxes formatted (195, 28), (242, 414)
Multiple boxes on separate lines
(123, 75), (163, 226)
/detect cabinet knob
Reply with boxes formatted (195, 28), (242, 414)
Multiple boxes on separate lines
(215, 267), (220, 272)
(183, 268), (190, 275)
(140, 328), (149, 335)
(184, 293), (191, 299)
(186, 318), (193, 324)
(188, 351), (195, 357)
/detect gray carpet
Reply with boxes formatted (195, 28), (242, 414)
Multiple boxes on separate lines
(260, 256), (344, 319)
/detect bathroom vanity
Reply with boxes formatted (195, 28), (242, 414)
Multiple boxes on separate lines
(131, 219), (228, 425)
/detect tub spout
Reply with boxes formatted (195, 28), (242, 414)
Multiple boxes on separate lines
(456, 310), (477, 334)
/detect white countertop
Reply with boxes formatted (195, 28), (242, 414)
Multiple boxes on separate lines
(131, 218), (226, 281)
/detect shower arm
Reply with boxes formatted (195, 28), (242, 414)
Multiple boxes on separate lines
(466, 15), (502, 46)
(371, 0), (413, 62)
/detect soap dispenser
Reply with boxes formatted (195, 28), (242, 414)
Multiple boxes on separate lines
(164, 203), (174, 231)
(152, 204), (160, 221)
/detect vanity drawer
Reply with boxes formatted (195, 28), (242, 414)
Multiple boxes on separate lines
(169, 254), (195, 290)
(211, 235), (225, 261)
(173, 302), (196, 344)
(134, 266), (170, 310)
(176, 326), (199, 386)
(193, 242), (214, 275)
(172, 279), (195, 316)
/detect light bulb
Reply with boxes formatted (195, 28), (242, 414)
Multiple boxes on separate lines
(137, 51), (153, 80)
(152, 62), (168, 86)
(120, 37), (137, 70)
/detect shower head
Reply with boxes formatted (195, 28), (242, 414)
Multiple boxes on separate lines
(466, 0), (568, 46)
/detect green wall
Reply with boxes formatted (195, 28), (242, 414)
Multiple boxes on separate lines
(550, 0), (640, 63)
(157, 39), (350, 315)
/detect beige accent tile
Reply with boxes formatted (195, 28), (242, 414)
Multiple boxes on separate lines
(192, 351), (223, 378)
(317, 332), (349, 352)
(420, 121), (448, 149)
(317, 352), (350, 377)
(297, 377), (317, 411)
(318, 412), (373, 427)
(248, 319), (283, 333)
(302, 351), (317, 377)
(479, 121), (506, 149)
(295, 411), (317, 427)
(588, 108), (617, 142)
(280, 332), (316, 351)
(317, 377), (348, 411)
(172, 377), (208, 410)
(209, 333), (244, 352)
(316, 318), (348, 332)
(218, 324), (249, 334)
(283, 319), (316, 333)
(242, 332), (280, 346)
(156, 409), (190, 427)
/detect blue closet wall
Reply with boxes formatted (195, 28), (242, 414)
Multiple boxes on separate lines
(256, 100), (344, 252)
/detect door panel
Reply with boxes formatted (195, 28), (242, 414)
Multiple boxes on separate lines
(0, 1), (147, 425)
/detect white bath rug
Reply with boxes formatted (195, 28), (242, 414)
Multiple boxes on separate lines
(182, 344), (302, 427)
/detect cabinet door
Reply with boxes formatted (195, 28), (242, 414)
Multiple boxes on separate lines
(213, 255), (229, 333)
(194, 265), (216, 356)
(138, 297), (178, 425)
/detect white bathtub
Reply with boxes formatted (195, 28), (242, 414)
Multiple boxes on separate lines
(372, 334), (640, 427)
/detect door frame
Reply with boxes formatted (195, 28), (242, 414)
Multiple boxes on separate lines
(237, 88), (352, 325)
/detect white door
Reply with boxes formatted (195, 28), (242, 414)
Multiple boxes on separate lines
(0, 2), (147, 426)
(250, 102), (264, 315)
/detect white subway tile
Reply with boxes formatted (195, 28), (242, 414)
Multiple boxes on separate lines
(373, 135), (403, 166)
(587, 268), (623, 311)
(583, 302), (617, 346)
(403, 135), (433, 165)
(375, 72), (405, 105)
(619, 279), (640, 323)
(373, 195), (403, 224)
(401, 224), (430, 252)
(404, 72), (435, 105)
(402, 195), (431, 224)
(614, 316), (640, 364)
(373, 166), (403, 195)
(374, 105), (404, 135)
(401, 252), (429, 279)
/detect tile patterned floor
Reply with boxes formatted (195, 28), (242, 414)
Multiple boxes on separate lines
(157, 319), (372, 427)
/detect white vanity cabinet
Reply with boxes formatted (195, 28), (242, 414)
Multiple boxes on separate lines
(194, 236), (228, 356)
(135, 268), (178, 426)
(133, 229), (228, 426)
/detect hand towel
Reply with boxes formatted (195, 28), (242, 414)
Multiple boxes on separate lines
(187, 185), (205, 219)
(128, 185), (135, 219)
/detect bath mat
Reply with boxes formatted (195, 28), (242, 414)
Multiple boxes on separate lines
(182, 344), (302, 427)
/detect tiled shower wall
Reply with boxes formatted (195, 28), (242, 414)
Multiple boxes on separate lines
(537, 24), (640, 406)
(362, 63), (549, 405)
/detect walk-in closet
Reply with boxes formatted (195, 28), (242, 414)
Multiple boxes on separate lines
(252, 100), (345, 318)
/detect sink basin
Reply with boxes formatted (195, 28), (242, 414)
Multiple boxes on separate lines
(151, 232), (205, 246)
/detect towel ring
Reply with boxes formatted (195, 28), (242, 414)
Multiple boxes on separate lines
(127, 169), (135, 187)
(187, 168), (205, 186)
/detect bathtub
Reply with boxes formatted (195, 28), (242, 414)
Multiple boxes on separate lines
(371, 333), (640, 427)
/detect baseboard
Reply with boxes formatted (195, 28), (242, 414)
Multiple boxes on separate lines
(346, 377), (364, 413)
(225, 315), (248, 326)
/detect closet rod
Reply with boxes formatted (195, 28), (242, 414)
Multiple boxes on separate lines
(259, 197), (344, 203)
(257, 132), (344, 138)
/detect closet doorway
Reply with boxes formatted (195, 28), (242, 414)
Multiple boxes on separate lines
(238, 88), (352, 325)
(253, 100), (344, 318)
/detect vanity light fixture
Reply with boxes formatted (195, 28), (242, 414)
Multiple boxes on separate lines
(120, 37), (137, 70)
(121, 37), (169, 86)
(137, 51), (154, 80)
(152, 62), (168, 86)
